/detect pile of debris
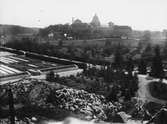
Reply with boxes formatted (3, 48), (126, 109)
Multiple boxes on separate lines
(45, 88), (118, 121)
(1, 79), (120, 121)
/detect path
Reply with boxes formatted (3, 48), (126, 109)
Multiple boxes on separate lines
(137, 75), (167, 105)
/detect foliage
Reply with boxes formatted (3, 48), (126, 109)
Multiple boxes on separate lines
(150, 45), (164, 78)
(138, 59), (147, 74)
(46, 71), (55, 82)
(125, 57), (134, 77)
(162, 41), (167, 58)
(149, 81), (167, 100)
(71, 23), (91, 39)
(58, 39), (63, 47)
(142, 31), (151, 42)
(113, 45), (123, 69)
(84, 65), (138, 102)
(141, 43), (153, 59)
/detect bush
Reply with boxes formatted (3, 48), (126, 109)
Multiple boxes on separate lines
(46, 71), (55, 82)
(149, 81), (167, 100)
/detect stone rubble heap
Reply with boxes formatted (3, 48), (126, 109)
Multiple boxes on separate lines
(2, 79), (120, 121)
(49, 88), (118, 120)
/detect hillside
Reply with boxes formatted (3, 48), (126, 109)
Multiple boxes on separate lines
(0, 24), (39, 36)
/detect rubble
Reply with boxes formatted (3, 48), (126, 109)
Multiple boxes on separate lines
(1, 79), (119, 121)
(46, 88), (117, 120)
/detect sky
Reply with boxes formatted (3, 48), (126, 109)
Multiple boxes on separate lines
(0, 0), (167, 31)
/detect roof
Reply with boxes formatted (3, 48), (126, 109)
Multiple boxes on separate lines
(73, 19), (82, 24)
(90, 14), (101, 27)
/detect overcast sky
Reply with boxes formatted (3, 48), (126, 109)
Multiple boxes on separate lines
(0, 0), (167, 31)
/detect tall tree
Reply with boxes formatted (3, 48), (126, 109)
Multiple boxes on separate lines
(126, 57), (134, 77)
(142, 43), (153, 59)
(138, 59), (147, 74)
(113, 45), (123, 69)
(8, 89), (15, 124)
(46, 71), (55, 81)
(150, 45), (164, 78)
(142, 31), (151, 42)
(58, 39), (63, 47)
(162, 35), (167, 58)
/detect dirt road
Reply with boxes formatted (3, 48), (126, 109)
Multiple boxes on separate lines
(138, 75), (167, 105)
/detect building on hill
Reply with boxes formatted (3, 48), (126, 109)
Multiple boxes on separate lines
(72, 19), (82, 24)
(16, 33), (36, 39)
(108, 22), (114, 30)
(90, 14), (101, 28)
(0, 35), (7, 45)
(112, 25), (132, 38)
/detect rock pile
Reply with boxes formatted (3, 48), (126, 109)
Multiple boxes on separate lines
(1, 79), (120, 121)
(47, 88), (117, 120)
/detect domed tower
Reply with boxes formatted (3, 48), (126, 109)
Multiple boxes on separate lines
(73, 19), (82, 24)
(90, 14), (101, 27)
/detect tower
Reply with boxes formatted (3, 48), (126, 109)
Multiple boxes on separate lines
(90, 14), (101, 27)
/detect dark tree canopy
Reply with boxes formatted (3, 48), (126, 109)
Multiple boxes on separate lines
(142, 31), (151, 42)
(138, 59), (147, 74)
(150, 45), (164, 78)
(46, 71), (55, 81)
(58, 39), (63, 47)
(113, 46), (123, 69)
(126, 57), (134, 77)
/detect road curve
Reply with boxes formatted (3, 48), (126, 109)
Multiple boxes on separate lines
(137, 75), (167, 105)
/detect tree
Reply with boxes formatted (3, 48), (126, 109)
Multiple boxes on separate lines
(138, 59), (147, 74)
(113, 45), (123, 69)
(55, 73), (60, 81)
(142, 43), (153, 59)
(46, 71), (55, 81)
(150, 45), (164, 78)
(126, 57), (134, 77)
(8, 89), (15, 124)
(105, 39), (111, 47)
(58, 39), (63, 47)
(162, 36), (167, 58)
(106, 84), (119, 101)
(142, 31), (151, 42)
(71, 22), (91, 39)
(144, 43), (152, 53)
